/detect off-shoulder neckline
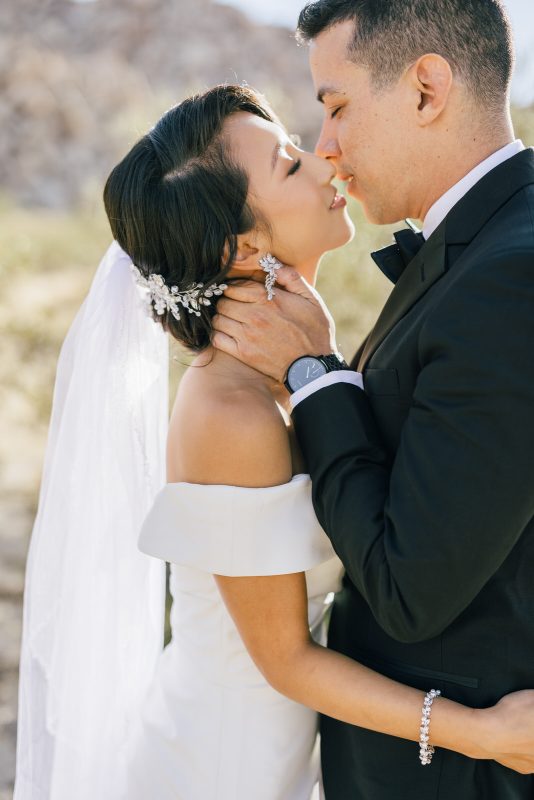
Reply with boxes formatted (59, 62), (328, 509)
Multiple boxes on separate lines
(162, 473), (310, 490)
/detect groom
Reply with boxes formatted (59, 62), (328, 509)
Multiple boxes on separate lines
(213, 0), (534, 797)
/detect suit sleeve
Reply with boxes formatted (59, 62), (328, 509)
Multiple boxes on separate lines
(292, 251), (534, 643)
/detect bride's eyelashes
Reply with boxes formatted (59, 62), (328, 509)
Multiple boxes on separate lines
(330, 107), (342, 119)
(287, 158), (302, 177)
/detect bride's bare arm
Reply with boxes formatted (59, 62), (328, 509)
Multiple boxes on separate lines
(215, 571), (534, 774)
(173, 373), (534, 774)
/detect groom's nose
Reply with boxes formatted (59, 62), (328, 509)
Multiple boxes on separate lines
(315, 119), (342, 161)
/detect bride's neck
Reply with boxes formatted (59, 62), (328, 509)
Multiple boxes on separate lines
(192, 346), (273, 386)
(227, 260), (320, 289)
(191, 347), (290, 408)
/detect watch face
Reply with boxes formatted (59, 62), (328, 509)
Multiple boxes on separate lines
(288, 357), (327, 391)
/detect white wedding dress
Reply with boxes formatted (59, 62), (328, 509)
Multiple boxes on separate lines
(122, 473), (344, 800)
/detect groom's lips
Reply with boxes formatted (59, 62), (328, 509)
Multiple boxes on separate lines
(346, 178), (359, 198)
(336, 174), (355, 197)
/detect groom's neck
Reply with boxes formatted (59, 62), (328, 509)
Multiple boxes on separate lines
(416, 111), (515, 223)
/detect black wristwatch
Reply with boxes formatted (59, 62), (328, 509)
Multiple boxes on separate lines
(284, 352), (350, 394)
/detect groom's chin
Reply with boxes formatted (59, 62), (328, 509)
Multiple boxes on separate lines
(348, 181), (408, 226)
(359, 198), (407, 227)
(360, 205), (394, 226)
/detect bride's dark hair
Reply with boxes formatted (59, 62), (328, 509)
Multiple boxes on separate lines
(104, 85), (278, 351)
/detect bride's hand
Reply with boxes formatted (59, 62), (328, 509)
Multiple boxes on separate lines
(479, 690), (534, 773)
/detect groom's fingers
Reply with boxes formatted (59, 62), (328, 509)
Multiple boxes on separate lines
(211, 329), (239, 358)
(223, 281), (267, 303)
(222, 270), (318, 307)
(216, 296), (262, 323)
(273, 267), (317, 301)
(211, 313), (244, 341)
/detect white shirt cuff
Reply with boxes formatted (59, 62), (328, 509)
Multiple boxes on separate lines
(290, 370), (364, 410)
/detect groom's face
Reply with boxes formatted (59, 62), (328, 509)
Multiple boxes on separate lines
(310, 21), (416, 224)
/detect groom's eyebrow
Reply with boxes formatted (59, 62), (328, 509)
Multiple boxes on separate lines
(317, 86), (345, 103)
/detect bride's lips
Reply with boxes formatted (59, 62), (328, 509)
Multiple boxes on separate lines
(329, 193), (347, 210)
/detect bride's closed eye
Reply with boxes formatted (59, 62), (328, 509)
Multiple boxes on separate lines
(287, 158), (302, 176)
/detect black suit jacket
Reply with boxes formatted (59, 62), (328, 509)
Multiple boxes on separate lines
(293, 148), (534, 799)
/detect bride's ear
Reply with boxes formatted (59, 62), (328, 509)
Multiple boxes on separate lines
(223, 235), (262, 273)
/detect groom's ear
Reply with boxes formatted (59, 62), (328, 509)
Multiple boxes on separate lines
(409, 54), (453, 126)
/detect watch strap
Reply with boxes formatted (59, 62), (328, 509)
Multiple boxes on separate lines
(319, 352), (349, 372)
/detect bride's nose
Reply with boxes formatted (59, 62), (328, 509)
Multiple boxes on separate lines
(312, 152), (337, 185)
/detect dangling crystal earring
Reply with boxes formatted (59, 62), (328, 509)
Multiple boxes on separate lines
(259, 253), (283, 300)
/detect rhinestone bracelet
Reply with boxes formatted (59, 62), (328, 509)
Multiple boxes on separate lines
(419, 689), (441, 765)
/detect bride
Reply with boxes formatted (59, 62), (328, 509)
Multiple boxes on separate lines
(14, 84), (534, 800)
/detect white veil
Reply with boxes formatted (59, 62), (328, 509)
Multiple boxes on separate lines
(13, 241), (169, 800)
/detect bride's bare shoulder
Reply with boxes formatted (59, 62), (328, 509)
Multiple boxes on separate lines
(167, 354), (292, 487)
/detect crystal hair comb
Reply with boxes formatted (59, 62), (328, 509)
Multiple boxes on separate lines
(131, 265), (227, 322)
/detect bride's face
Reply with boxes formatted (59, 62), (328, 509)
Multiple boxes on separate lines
(224, 112), (354, 278)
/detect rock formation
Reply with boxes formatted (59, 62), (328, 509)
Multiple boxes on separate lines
(1, 0), (322, 208)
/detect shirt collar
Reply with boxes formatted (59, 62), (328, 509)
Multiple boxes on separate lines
(422, 140), (525, 240)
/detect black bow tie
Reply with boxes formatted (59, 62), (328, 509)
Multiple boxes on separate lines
(371, 227), (425, 284)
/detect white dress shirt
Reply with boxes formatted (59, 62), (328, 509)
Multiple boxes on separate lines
(290, 139), (525, 410)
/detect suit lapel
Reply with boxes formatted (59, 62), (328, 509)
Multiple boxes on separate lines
(357, 148), (534, 373)
(445, 146), (534, 245)
(358, 222), (446, 371)
(350, 333), (371, 370)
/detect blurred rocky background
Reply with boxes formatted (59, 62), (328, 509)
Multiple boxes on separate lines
(1, 0), (333, 209)
(1, 0), (533, 796)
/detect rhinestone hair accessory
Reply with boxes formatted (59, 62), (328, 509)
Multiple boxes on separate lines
(131, 264), (227, 322)
(259, 253), (283, 301)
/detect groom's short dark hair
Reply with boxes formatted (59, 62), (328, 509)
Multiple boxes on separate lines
(296, 0), (514, 109)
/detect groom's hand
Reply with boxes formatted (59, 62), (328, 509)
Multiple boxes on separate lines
(212, 267), (337, 383)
